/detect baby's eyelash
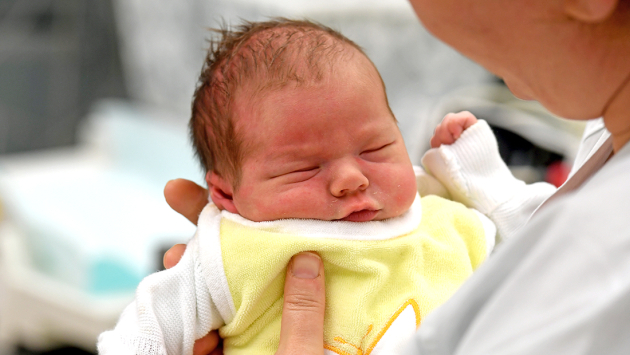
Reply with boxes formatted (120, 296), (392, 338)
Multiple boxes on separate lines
(280, 166), (319, 183)
(292, 166), (318, 173)
(269, 166), (318, 179)
(362, 142), (394, 154)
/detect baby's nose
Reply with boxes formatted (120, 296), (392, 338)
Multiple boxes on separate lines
(329, 161), (369, 197)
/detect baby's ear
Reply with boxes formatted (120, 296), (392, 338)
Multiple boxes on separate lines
(207, 171), (239, 214)
(563, 0), (618, 22)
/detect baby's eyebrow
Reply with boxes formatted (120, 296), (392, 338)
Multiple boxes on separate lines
(267, 140), (324, 158)
(262, 149), (313, 170)
(362, 129), (396, 144)
(265, 159), (319, 178)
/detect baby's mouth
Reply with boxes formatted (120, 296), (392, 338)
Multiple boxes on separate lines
(340, 209), (379, 222)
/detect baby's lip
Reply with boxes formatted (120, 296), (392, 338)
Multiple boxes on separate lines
(339, 209), (379, 222)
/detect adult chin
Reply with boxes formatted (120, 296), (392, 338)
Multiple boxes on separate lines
(503, 77), (534, 101)
(504, 75), (606, 120)
(537, 95), (605, 121)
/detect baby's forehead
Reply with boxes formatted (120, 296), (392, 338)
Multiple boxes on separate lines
(224, 26), (364, 87)
(238, 84), (396, 151)
(237, 25), (343, 57)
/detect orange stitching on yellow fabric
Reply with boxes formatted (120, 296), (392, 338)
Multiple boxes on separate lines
(323, 299), (421, 355)
(324, 343), (354, 355)
(364, 299), (421, 355)
(328, 324), (373, 355)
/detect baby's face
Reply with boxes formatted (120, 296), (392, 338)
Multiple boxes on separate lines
(230, 61), (417, 222)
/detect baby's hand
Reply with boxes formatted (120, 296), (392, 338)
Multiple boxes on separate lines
(430, 111), (478, 148)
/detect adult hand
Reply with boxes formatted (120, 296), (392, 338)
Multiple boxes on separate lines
(164, 242), (224, 355)
(164, 178), (209, 225)
(163, 179), (327, 355)
(164, 179), (222, 354)
(277, 251), (326, 355)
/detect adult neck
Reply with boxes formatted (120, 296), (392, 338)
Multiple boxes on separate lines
(602, 69), (630, 153)
(598, 5), (630, 153)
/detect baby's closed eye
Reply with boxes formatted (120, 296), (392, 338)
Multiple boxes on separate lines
(278, 166), (320, 183)
(360, 141), (395, 161)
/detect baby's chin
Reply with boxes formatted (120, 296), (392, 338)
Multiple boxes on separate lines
(337, 209), (380, 222)
(372, 208), (410, 221)
(339, 206), (413, 222)
(241, 211), (410, 223)
(238, 202), (412, 222)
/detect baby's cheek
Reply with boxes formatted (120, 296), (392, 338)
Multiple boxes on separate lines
(234, 191), (286, 221)
(271, 190), (315, 219)
(393, 168), (418, 207)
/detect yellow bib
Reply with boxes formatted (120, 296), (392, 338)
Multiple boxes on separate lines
(218, 195), (487, 355)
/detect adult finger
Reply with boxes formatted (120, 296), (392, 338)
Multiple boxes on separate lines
(276, 252), (326, 355)
(164, 179), (208, 225)
(163, 243), (187, 269)
(193, 331), (222, 355)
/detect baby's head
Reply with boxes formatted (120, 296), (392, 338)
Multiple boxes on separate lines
(190, 19), (417, 222)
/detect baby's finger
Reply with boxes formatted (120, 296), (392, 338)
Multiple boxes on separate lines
(430, 134), (445, 148)
(445, 111), (478, 139)
(455, 111), (478, 130)
(447, 119), (466, 140)
(431, 123), (456, 148)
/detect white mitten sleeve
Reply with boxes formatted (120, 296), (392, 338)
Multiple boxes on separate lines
(422, 120), (556, 241)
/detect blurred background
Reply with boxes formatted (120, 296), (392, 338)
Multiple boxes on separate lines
(0, 0), (586, 354)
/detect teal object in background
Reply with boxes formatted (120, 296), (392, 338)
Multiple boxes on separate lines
(0, 100), (201, 296)
(90, 258), (144, 294)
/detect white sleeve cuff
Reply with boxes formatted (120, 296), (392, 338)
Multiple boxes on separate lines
(471, 209), (497, 257)
(421, 119), (525, 215)
(413, 165), (450, 199)
(421, 119), (556, 241)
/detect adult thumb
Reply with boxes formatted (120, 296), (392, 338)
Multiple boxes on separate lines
(276, 252), (326, 355)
